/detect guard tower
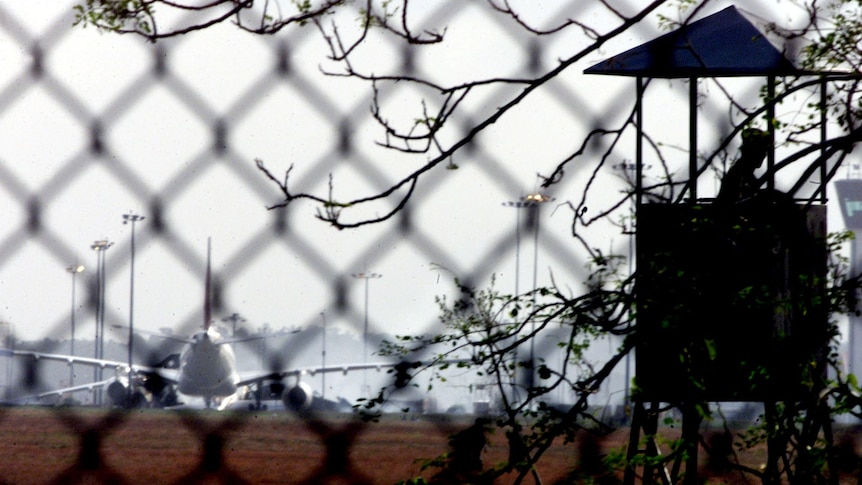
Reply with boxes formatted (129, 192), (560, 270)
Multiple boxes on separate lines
(586, 6), (837, 484)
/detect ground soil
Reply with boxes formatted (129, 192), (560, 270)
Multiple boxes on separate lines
(0, 407), (859, 484)
(0, 407), (589, 484)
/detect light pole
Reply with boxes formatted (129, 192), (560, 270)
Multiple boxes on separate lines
(91, 239), (113, 405)
(613, 161), (645, 407)
(122, 211), (144, 407)
(0, 322), (12, 400)
(523, 193), (554, 298)
(65, 263), (84, 387)
(503, 198), (526, 403)
(503, 193), (555, 299)
(525, 193), (553, 403)
(352, 270), (381, 396)
(502, 200), (524, 298)
(222, 313), (246, 338)
(320, 311), (327, 403)
(503, 193), (554, 404)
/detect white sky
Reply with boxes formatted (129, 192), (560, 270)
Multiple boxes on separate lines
(0, 0), (854, 404)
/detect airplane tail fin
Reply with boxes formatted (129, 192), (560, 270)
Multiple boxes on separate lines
(204, 238), (212, 331)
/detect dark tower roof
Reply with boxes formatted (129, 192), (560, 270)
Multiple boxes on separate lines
(585, 6), (798, 78)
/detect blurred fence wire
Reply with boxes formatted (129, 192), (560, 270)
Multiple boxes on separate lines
(0, 0), (791, 482)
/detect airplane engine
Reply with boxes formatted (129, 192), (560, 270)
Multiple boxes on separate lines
(281, 382), (313, 412)
(106, 380), (147, 408)
(106, 381), (128, 406)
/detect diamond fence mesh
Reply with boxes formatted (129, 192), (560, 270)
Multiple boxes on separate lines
(0, 1), (823, 483)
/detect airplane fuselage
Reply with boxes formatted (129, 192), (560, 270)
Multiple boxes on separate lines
(177, 330), (239, 404)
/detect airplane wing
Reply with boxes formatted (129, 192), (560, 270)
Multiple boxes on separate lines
(0, 348), (179, 384)
(233, 359), (472, 412)
(1, 348), (183, 407)
(235, 359), (472, 388)
(216, 334), (271, 346)
(3, 377), (118, 404)
(110, 324), (192, 345)
(235, 362), (399, 388)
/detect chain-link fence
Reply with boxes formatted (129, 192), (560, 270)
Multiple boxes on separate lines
(0, 1), (829, 482)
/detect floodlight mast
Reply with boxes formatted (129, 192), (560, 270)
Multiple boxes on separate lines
(90, 238), (113, 405)
(503, 193), (554, 407)
(320, 311), (327, 402)
(65, 263), (84, 387)
(352, 270), (381, 396)
(122, 211), (145, 407)
(221, 313), (246, 338)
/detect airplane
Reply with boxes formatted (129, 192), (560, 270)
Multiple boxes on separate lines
(0, 239), (402, 411)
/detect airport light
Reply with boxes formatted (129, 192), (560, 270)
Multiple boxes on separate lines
(352, 270), (381, 396)
(91, 239), (113, 405)
(502, 193), (554, 405)
(320, 311), (326, 403)
(502, 193), (555, 295)
(1, 321), (13, 400)
(65, 263), (84, 387)
(221, 313), (246, 338)
(122, 211), (144, 407)
(501, 200), (524, 298)
(613, 161), (644, 406)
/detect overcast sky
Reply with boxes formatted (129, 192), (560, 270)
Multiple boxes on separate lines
(0, 1), (623, 341)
